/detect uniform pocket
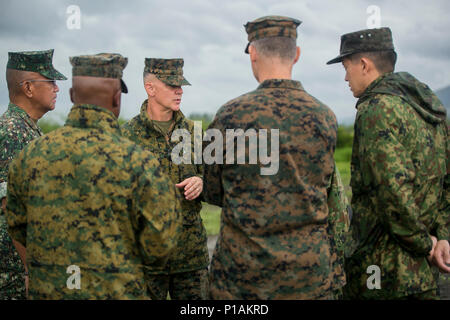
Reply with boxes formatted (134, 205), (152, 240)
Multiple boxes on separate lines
(181, 201), (202, 225)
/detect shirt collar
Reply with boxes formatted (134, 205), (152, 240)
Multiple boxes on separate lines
(7, 102), (43, 135)
(65, 104), (121, 135)
(257, 79), (304, 91)
(361, 72), (393, 95)
(356, 72), (394, 109)
(138, 99), (186, 134)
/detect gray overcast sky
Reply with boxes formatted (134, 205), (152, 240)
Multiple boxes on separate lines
(0, 0), (449, 124)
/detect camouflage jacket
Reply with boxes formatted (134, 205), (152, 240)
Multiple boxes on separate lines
(5, 104), (180, 299)
(121, 100), (209, 275)
(344, 72), (449, 299)
(204, 79), (348, 299)
(0, 102), (39, 299)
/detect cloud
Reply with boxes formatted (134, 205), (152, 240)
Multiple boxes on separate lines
(0, 0), (449, 125)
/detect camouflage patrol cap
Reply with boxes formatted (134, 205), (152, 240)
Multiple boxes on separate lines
(144, 58), (190, 86)
(69, 53), (129, 93)
(244, 15), (302, 54)
(327, 27), (395, 64)
(7, 49), (67, 80)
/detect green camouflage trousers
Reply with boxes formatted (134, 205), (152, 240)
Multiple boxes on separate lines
(400, 289), (438, 300)
(0, 215), (26, 300)
(147, 268), (209, 300)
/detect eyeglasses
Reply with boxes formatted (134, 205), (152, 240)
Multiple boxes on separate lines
(19, 79), (57, 87)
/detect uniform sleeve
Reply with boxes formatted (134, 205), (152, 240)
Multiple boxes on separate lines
(195, 146), (204, 178)
(327, 164), (352, 257)
(5, 152), (27, 246)
(358, 97), (432, 256)
(194, 121), (205, 178)
(193, 163), (205, 203)
(0, 124), (29, 199)
(202, 117), (224, 207)
(131, 153), (181, 270)
(435, 122), (449, 241)
(192, 122), (205, 201)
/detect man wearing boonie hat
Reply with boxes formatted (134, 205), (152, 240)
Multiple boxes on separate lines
(0, 49), (67, 299)
(4, 53), (180, 299)
(122, 58), (209, 300)
(327, 28), (449, 299)
(203, 16), (350, 300)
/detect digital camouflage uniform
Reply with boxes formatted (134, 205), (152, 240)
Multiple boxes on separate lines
(0, 50), (66, 299)
(327, 165), (352, 299)
(121, 58), (209, 300)
(204, 16), (349, 300)
(0, 215), (25, 299)
(0, 104), (43, 200)
(328, 28), (449, 299)
(0, 103), (41, 300)
(4, 53), (180, 300)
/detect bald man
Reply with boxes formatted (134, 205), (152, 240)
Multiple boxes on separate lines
(0, 49), (66, 299)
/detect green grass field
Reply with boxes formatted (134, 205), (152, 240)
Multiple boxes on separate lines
(335, 147), (352, 199)
(200, 202), (222, 236)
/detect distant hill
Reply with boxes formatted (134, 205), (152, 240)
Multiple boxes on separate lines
(435, 85), (450, 118)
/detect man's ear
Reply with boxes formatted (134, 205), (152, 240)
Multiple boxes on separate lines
(69, 87), (74, 103)
(144, 81), (155, 97)
(110, 88), (121, 118)
(249, 44), (258, 63)
(21, 81), (33, 98)
(113, 89), (121, 109)
(293, 46), (301, 64)
(360, 57), (372, 75)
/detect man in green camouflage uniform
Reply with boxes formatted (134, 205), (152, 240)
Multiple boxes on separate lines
(121, 58), (209, 300)
(203, 16), (350, 299)
(4, 53), (181, 299)
(327, 27), (449, 299)
(0, 50), (67, 299)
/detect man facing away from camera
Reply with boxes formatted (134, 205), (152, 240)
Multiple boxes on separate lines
(204, 16), (350, 300)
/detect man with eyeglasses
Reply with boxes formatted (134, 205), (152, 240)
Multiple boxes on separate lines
(0, 49), (66, 299)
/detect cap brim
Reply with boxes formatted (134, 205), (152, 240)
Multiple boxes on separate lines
(121, 79), (128, 93)
(245, 42), (250, 54)
(181, 78), (191, 86)
(326, 51), (357, 65)
(159, 76), (191, 87)
(326, 55), (344, 65)
(41, 68), (68, 80)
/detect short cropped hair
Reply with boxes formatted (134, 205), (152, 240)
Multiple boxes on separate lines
(251, 36), (297, 61)
(143, 71), (150, 84)
(6, 69), (32, 96)
(349, 50), (397, 74)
